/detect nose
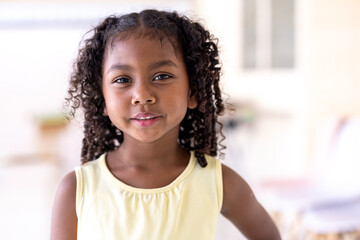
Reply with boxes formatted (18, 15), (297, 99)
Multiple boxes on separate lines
(131, 83), (156, 105)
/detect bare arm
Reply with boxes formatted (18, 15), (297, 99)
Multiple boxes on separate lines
(50, 171), (77, 240)
(221, 164), (281, 240)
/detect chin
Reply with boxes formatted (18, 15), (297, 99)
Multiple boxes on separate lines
(131, 133), (163, 143)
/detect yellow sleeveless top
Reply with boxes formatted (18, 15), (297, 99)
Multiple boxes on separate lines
(75, 151), (223, 240)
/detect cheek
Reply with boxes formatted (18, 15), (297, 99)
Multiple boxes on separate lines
(103, 92), (127, 117)
(170, 92), (190, 117)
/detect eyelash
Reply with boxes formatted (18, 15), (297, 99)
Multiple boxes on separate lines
(154, 74), (172, 81)
(112, 73), (172, 84)
(113, 77), (131, 84)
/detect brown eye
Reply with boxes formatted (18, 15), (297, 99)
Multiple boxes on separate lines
(113, 77), (131, 84)
(154, 74), (171, 81)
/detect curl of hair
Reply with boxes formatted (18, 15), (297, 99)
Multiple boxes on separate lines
(66, 9), (225, 167)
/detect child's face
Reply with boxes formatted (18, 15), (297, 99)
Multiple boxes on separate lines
(102, 35), (197, 144)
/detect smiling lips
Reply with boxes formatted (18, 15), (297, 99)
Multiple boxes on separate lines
(131, 113), (161, 127)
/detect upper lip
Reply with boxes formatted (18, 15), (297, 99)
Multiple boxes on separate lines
(131, 112), (161, 120)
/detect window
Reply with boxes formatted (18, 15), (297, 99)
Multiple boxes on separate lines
(243, 0), (295, 69)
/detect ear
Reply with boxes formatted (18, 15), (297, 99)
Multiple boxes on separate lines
(103, 105), (108, 116)
(187, 88), (198, 109)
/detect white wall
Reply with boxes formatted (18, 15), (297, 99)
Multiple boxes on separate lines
(196, 0), (360, 179)
(304, 0), (360, 160)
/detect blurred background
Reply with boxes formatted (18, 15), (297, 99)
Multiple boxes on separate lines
(0, 0), (359, 239)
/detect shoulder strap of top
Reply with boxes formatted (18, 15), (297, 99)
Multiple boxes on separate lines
(74, 166), (83, 217)
(204, 155), (223, 211)
(215, 157), (223, 211)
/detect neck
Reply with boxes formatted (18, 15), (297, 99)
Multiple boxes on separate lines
(111, 133), (189, 169)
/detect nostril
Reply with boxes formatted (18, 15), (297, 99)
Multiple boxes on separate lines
(132, 95), (156, 105)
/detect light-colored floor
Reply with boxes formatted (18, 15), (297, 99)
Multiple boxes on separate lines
(0, 161), (60, 239)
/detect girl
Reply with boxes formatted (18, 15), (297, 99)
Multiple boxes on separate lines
(51, 9), (280, 240)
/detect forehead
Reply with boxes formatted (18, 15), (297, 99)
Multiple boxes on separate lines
(103, 33), (183, 66)
(105, 29), (180, 55)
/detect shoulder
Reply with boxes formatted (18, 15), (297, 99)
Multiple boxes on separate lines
(54, 171), (77, 206)
(221, 164), (254, 214)
(202, 154), (221, 169)
(78, 155), (105, 172)
(50, 171), (77, 240)
(220, 164), (281, 239)
(51, 171), (77, 211)
(57, 171), (77, 195)
(53, 170), (77, 212)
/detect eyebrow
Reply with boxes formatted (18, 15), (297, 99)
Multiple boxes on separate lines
(106, 64), (132, 74)
(106, 59), (178, 74)
(148, 60), (178, 70)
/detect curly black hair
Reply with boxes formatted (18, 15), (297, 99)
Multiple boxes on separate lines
(66, 9), (225, 167)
